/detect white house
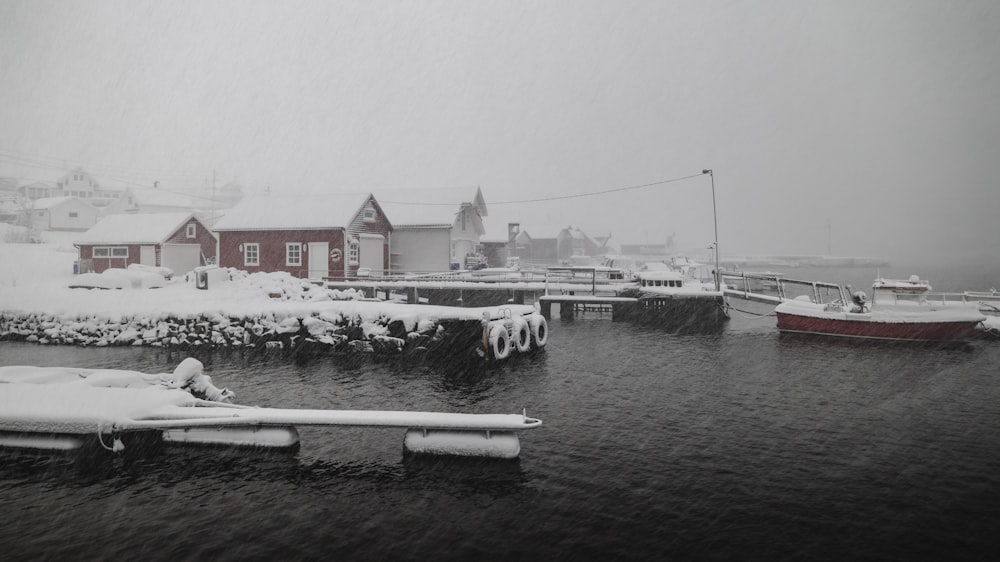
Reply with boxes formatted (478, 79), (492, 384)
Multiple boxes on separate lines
(28, 196), (100, 231)
(377, 187), (488, 273)
(18, 167), (129, 209)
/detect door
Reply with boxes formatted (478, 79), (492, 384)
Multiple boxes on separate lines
(160, 244), (201, 276)
(140, 246), (156, 266)
(308, 242), (328, 280)
(359, 234), (384, 276)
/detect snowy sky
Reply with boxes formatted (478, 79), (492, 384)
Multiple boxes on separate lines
(1, 0), (998, 262)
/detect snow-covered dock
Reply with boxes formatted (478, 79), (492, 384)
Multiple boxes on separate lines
(0, 267), (548, 360)
(0, 359), (543, 459)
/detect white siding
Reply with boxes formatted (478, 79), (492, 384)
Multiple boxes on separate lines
(390, 227), (451, 274)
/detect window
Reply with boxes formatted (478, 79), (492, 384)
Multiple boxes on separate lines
(286, 243), (302, 266)
(69, 212), (78, 218)
(244, 243), (259, 266)
(186, 224), (196, 238)
(348, 238), (359, 265)
(93, 246), (128, 258)
(362, 207), (376, 222)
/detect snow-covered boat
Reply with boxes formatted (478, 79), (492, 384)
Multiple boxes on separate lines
(775, 283), (985, 342)
(0, 358), (542, 459)
(617, 270), (729, 330)
(871, 274), (932, 295)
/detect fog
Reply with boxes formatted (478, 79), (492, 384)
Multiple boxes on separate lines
(2, 0), (998, 263)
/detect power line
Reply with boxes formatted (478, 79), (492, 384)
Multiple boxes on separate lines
(381, 173), (705, 206)
(0, 149), (207, 183)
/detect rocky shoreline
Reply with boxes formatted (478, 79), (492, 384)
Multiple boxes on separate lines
(0, 308), (545, 360)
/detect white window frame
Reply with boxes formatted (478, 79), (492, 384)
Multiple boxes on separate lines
(362, 207), (376, 222)
(348, 238), (359, 265)
(186, 224), (196, 238)
(244, 242), (259, 266)
(286, 243), (302, 266)
(93, 246), (128, 258)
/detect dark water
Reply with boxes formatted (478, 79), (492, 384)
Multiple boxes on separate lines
(3, 264), (1000, 561)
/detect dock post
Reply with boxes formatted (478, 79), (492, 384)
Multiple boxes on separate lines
(560, 302), (575, 320)
(540, 300), (552, 319)
(407, 287), (418, 304)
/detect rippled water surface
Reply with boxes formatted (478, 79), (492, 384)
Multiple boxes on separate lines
(3, 285), (1000, 560)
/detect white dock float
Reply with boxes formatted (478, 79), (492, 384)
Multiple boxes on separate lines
(0, 359), (542, 459)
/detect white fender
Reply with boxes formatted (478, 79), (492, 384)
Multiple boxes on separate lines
(512, 316), (531, 353)
(528, 314), (548, 349)
(489, 323), (511, 360)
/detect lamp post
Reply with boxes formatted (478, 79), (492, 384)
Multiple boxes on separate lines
(702, 169), (720, 291)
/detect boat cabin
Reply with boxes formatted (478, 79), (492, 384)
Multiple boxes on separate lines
(638, 271), (687, 289)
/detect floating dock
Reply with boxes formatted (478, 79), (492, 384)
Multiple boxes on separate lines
(0, 359), (543, 459)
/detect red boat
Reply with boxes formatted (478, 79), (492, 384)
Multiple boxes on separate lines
(775, 283), (986, 342)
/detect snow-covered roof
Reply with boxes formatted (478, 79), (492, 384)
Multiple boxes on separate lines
(375, 187), (484, 227)
(75, 212), (195, 245)
(523, 226), (565, 240)
(31, 196), (88, 210)
(129, 187), (201, 209)
(213, 193), (373, 231)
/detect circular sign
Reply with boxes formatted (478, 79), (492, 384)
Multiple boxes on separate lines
(330, 248), (343, 261)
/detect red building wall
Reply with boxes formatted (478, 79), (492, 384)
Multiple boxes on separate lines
(77, 243), (143, 273)
(344, 200), (393, 276)
(214, 196), (394, 279)
(217, 229), (348, 278)
(77, 217), (216, 274)
(163, 219), (217, 264)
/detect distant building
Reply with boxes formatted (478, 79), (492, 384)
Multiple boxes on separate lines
(509, 225), (601, 264)
(28, 196), (100, 231)
(620, 243), (671, 256)
(17, 167), (129, 208)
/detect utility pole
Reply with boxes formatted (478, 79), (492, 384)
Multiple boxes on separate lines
(702, 169), (720, 291)
(211, 169), (216, 223)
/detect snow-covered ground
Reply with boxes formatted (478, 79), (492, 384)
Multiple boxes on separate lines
(0, 224), (535, 332)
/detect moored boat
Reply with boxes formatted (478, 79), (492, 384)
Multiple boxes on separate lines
(775, 282), (985, 342)
(871, 274), (932, 295)
(616, 270), (729, 330)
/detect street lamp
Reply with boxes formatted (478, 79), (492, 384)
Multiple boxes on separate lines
(702, 169), (720, 291)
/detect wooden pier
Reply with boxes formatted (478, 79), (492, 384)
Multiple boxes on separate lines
(537, 295), (638, 320)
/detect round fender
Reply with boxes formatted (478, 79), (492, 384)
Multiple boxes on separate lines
(489, 323), (511, 361)
(529, 314), (548, 349)
(512, 317), (531, 353)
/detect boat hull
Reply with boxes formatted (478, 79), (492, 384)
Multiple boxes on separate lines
(776, 311), (982, 342)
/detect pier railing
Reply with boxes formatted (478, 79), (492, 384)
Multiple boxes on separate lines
(543, 267), (634, 297)
(720, 271), (846, 305)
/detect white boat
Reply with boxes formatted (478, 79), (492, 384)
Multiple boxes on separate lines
(775, 278), (985, 342)
(0, 358), (542, 459)
(872, 274), (932, 296)
(620, 270), (729, 329)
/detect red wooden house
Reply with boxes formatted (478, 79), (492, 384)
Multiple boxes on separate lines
(212, 193), (392, 280)
(74, 212), (217, 275)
